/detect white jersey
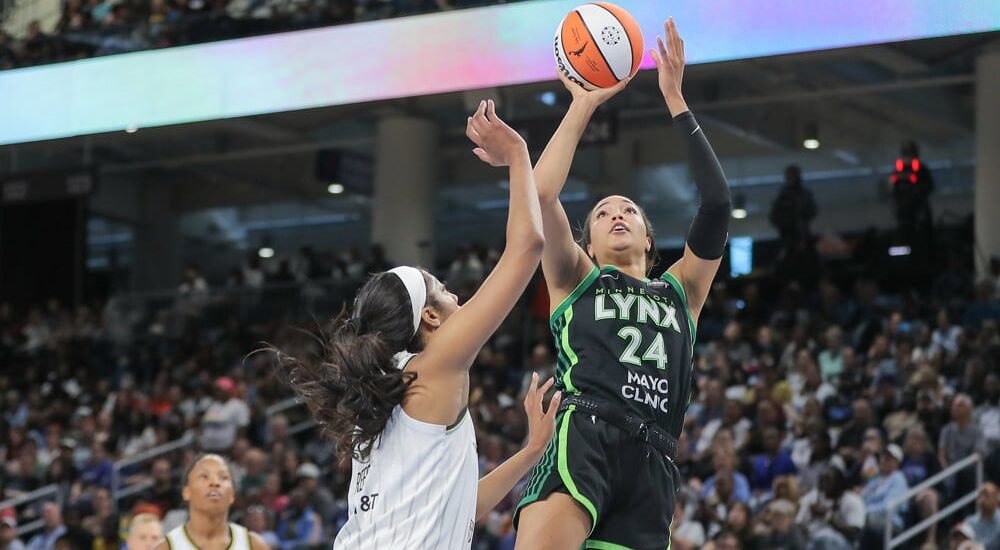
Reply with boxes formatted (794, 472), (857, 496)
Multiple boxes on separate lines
(165, 523), (252, 550)
(333, 403), (479, 550)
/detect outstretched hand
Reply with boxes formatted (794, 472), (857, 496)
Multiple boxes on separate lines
(466, 99), (527, 167)
(650, 17), (688, 114)
(523, 372), (561, 456)
(557, 69), (631, 110)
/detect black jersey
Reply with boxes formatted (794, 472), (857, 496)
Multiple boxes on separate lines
(550, 265), (695, 438)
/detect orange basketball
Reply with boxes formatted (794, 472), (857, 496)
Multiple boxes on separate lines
(554, 2), (643, 90)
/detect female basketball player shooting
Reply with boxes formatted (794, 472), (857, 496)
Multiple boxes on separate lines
(152, 454), (270, 550)
(514, 18), (731, 550)
(276, 100), (560, 549)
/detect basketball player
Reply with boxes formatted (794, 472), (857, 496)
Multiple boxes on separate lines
(151, 455), (270, 550)
(514, 18), (731, 550)
(276, 100), (560, 549)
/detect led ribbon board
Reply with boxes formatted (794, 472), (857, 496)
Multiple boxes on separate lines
(1, 0), (997, 145)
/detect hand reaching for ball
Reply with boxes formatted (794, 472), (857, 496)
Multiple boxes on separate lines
(557, 69), (630, 109)
(466, 99), (528, 167)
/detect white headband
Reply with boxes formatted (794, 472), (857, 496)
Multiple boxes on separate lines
(388, 266), (427, 336)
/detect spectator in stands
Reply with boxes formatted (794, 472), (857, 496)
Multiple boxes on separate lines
(294, 463), (335, 527)
(754, 498), (807, 550)
(82, 487), (115, 537)
(797, 466), (865, 550)
(724, 501), (754, 549)
(275, 489), (322, 549)
(769, 165), (817, 277)
(670, 494), (705, 550)
(951, 522), (985, 550)
(125, 513), (163, 550)
(702, 448), (751, 504)
(698, 468), (742, 537)
(976, 374), (1000, 452)
(245, 506), (280, 549)
(862, 444), (909, 543)
(751, 426), (797, 495)
(965, 482), (1000, 549)
(198, 377), (250, 452)
(964, 280), (1000, 330)
(78, 442), (112, 489)
(0, 515), (25, 550)
(0, 31), (18, 70)
(26, 503), (66, 550)
(818, 326), (845, 384)
(703, 530), (741, 550)
(142, 458), (182, 514)
(19, 22), (51, 66)
(239, 448), (269, 498)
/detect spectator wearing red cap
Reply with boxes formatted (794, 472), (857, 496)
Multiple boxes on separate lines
(198, 377), (249, 452)
(1, 513), (25, 550)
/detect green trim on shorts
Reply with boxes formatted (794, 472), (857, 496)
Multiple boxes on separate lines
(550, 267), (600, 328)
(585, 541), (635, 550)
(557, 405), (598, 535)
(559, 306), (580, 393)
(518, 418), (560, 507)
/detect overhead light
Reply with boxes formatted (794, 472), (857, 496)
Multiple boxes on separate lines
(731, 193), (747, 219)
(125, 125), (138, 134)
(539, 91), (557, 106)
(888, 245), (911, 257)
(258, 247), (275, 259)
(327, 183), (345, 195)
(803, 121), (819, 150)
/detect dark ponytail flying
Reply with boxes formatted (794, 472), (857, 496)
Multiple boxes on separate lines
(275, 270), (433, 462)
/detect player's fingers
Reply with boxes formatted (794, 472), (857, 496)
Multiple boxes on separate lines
(472, 148), (490, 163)
(650, 48), (662, 68)
(472, 100), (488, 128)
(546, 391), (563, 417)
(466, 119), (484, 145)
(486, 99), (498, 123)
(657, 35), (668, 58)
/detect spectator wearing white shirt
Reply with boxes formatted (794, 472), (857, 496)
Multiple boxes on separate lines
(198, 377), (250, 452)
(797, 467), (864, 550)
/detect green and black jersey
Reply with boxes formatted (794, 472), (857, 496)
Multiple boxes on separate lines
(550, 265), (695, 438)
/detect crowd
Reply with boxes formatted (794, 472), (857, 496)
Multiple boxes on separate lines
(0, 0), (526, 69)
(0, 228), (999, 550)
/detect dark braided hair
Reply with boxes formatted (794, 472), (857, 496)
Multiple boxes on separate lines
(274, 270), (435, 462)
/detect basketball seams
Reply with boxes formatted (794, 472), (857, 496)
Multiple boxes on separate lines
(558, 13), (601, 89)
(572, 8), (618, 86)
(591, 2), (639, 77)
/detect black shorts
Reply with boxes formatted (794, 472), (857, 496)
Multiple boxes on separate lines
(513, 404), (680, 550)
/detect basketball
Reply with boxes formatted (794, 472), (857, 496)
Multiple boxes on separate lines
(554, 2), (643, 90)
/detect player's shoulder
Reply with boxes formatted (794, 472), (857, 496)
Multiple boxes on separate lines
(247, 530), (272, 550)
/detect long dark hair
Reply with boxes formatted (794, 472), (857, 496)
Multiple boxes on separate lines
(578, 196), (658, 273)
(274, 270), (432, 461)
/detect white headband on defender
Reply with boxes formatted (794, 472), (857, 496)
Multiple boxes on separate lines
(388, 266), (427, 336)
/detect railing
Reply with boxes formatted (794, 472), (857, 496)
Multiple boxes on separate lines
(265, 396), (316, 437)
(110, 433), (195, 514)
(885, 453), (983, 549)
(0, 484), (61, 539)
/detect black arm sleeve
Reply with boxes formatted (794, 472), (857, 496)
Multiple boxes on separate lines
(673, 111), (731, 260)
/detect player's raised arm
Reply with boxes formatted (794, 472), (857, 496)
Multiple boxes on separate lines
(655, 17), (731, 322)
(414, 99), (544, 376)
(535, 73), (630, 302)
